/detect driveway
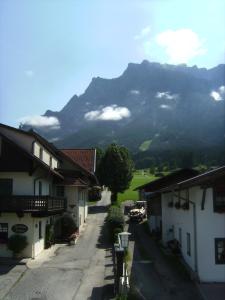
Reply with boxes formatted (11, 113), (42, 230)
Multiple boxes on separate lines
(128, 221), (203, 300)
(4, 190), (114, 300)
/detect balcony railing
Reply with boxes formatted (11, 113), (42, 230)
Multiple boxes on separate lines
(0, 195), (66, 213)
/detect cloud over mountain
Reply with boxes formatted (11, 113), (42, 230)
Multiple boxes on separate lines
(20, 115), (60, 129)
(84, 105), (131, 121)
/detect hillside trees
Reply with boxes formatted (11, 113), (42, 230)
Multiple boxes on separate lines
(98, 144), (134, 202)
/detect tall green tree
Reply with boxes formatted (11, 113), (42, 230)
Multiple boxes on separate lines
(98, 144), (134, 203)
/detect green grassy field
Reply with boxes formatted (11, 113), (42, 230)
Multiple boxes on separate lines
(117, 171), (156, 205)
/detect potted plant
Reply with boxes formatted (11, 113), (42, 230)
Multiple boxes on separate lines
(7, 234), (28, 258)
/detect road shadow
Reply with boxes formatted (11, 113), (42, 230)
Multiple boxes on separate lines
(88, 205), (109, 214)
(127, 221), (203, 300)
(0, 258), (27, 275)
(88, 284), (114, 300)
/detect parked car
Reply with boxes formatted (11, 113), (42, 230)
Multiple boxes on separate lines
(128, 201), (147, 222)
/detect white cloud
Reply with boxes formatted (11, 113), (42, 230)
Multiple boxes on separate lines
(210, 86), (225, 101)
(160, 104), (172, 110)
(134, 26), (151, 40)
(84, 105), (131, 121)
(156, 91), (178, 100)
(25, 70), (34, 77)
(156, 29), (206, 64)
(19, 115), (60, 129)
(210, 91), (222, 101)
(130, 90), (140, 95)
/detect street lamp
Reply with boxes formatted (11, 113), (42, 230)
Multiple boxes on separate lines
(118, 232), (131, 249)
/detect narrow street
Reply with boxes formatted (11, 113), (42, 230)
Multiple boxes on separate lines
(4, 190), (114, 300)
(128, 221), (202, 300)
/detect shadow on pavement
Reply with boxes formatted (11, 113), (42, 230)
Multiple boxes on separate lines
(0, 258), (27, 275)
(127, 221), (203, 300)
(88, 205), (109, 214)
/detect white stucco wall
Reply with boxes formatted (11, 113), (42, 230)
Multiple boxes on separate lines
(194, 187), (225, 282)
(162, 186), (225, 282)
(0, 213), (51, 258)
(64, 186), (79, 227)
(33, 217), (51, 257)
(162, 191), (196, 272)
(0, 171), (52, 196)
(33, 142), (58, 169)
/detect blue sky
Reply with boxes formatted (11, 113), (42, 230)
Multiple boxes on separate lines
(0, 0), (224, 127)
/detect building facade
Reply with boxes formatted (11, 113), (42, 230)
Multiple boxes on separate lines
(0, 124), (97, 258)
(161, 167), (225, 282)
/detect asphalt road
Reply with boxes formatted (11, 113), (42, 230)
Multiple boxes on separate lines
(4, 190), (114, 300)
(128, 222), (202, 300)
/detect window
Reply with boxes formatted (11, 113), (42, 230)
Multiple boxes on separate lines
(187, 233), (191, 256)
(213, 184), (225, 212)
(56, 186), (65, 197)
(179, 228), (182, 248)
(215, 238), (225, 264)
(0, 223), (8, 243)
(39, 221), (42, 239)
(0, 179), (13, 196)
(38, 181), (42, 196)
(39, 147), (43, 160)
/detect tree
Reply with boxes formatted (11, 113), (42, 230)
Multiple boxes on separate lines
(98, 144), (134, 202)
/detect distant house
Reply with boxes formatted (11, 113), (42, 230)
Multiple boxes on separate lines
(134, 169), (199, 235)
(0, 124), (98, 258)
(161, 166), (225, 282)
(57, 149), (97, 229)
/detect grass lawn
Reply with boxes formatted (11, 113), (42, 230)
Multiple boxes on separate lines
(117, 171), (157, 205)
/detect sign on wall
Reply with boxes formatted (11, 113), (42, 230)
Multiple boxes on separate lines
(11, 224), (28, 234)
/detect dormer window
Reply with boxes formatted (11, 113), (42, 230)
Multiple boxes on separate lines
(39, 147), (43, 160)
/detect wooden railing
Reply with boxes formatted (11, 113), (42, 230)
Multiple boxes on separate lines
(0, 195), (66, 213)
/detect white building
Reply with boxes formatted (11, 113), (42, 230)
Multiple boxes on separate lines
(161, 166), (225, 282)
(56, 149), (97, 230)
(0, 124), (98, 258)
(135, 169), (199, 236)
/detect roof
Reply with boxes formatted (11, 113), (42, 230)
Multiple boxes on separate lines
(60, 177), (88, 187)
(161, 165), (225, 192)
(0, 123), (60, 159)
(0, 131), (63, 179)
(60, 149), (96, 173)
(134, 169), (199, 192)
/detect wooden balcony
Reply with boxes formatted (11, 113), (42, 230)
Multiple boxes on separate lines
(0, 195), (66, 216)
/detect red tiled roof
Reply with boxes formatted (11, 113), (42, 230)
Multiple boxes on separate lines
(61, 149), (96, 173)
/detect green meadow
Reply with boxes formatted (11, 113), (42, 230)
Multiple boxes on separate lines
(117, 170), (157, 205)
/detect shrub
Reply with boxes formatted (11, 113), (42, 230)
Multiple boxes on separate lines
(54, 214), (78, 241)
(7, 234), (28, 255)
(107, 206), (124, 231)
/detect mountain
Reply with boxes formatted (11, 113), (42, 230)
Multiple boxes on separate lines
(21, 60), (225, 167)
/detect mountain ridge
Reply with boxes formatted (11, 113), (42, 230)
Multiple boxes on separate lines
(21, 60), (225, 167)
